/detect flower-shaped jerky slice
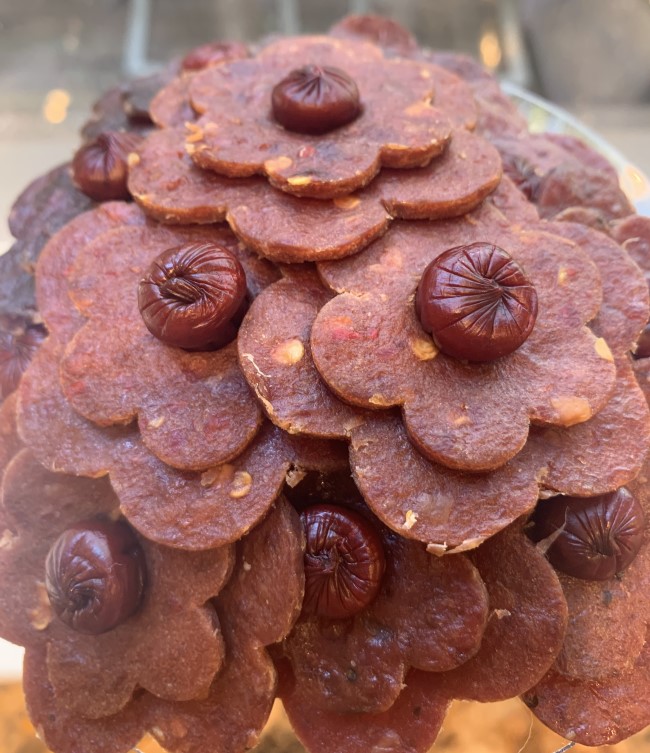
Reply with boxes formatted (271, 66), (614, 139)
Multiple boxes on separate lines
(238, 268), (367, 437)
(314, 214), (615, 471)
(187, 36), (454, 199)
(282, 491), (488, 714)
(0, 450), (233, 719)
(59, 223), (275, 470)
(281, 665), (450, 753)
(18, 332), (348, 548)
(36, 202), (148, 343)
(542, 221), (648, 356)
(611, 214), (650, 278)
(329, 15), (419, 57)
(130, 126), (500, 262)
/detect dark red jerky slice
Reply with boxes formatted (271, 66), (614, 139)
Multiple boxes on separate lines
(370, 129), (502, 221)
(284, 527), (487, 714)
(24, 647), (146, 753)
(492, 133), (582, 182)
(149, 75), (198, 127)
(0, 450), (118, 648)
(129, 128), (389, 262)
(473, 84), (529, 140)
(60, 224), (263, 471)
(218, 498), (304, 646)
(46, 538), (232, 720)
(544, 132), (619, 181)
(142, 637), (276, 753)
(486, 174), (540, 225)
(0, 393), (20, 479)
(17, 337), (130, 477)
(81, 86), (135, 142)
(523, 358), (650, 498)
(238, 274), (366, 438)
(543, 221), (648, 356)
(553, 205), (611, 231)
(610, 214), (650, 277)
(122, 69), (177, 123)
(427, 526), (568, 701)
(281, 664), (450, 753)
(110, 423), (340, 550)
(0, 243), (38, 325)
(524, 628), (650, 746)
(350, 413), (539, 551)
(537, 162), (634, 221)
(329, 15), (419, 57)
(424, 66), (477, 131)
(187, 37), (452, 199)
(313, 222), (612, 472)
(36, 202), (147, 343)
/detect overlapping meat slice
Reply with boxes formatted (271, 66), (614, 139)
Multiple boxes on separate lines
(313, 207), (616, 472)
(58, 223), (268, 471)
(187, 36), (454, 199)
(282, 502), (488, 715)
(523, 358), (650, 745)
(329, 14), (419, 57)
(611, 214), (650, 277)
(19, 331), (347, 549)
(542, 221), (648, 356)
(0, 451), (232, 720)
(22, 499), (304, 753)
(0, 393), (21, 477)
(129, 126), (501, 262)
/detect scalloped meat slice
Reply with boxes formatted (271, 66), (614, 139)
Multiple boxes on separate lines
(284, 525), (487, 715)
(110, 423), (339, 550)
(537, 162), (634, 221)
(543, 221), (648, 356)
(523, 629), (650, 747)
(59, 224), (263, 470)
(121, 68), (177, 123)
(0, 450), (118, 648)
(350, 413), (539, 551)
(143, 637), (276, 753)
(188, 38), (452, 198)
(329, 15), (419, 57)
(17, 337), (131, 477)
(218, 497), (304, 646)
(427, 526), (568, 701)
(149, 75), (197, 127)
(281, 663), (450, 753)
(0, 243), (38, 326)
(611, 214), (650, 277)
(544, 133), (619, 181)
(36, 202), (147, 342)
(370, 129), (501, 220)
(312, 225), (612, 472)
(46, 538), (232, 719)
(238, 272), (366, 438)
(24, 647), (146, 753)
(524, 357), (650, 498)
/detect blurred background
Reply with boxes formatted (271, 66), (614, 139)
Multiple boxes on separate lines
(1, 1), (650, 751)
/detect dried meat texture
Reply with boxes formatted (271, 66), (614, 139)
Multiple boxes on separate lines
(238, 271), (366, 437)
(351, 358), (648, 550)
(283, 506), (488, 714)
(281, 663), (450, 753)
(24, 646), (147, 753)
(542, 221), (649, 356)
(313, 213), (615, 472)
(485, 174), (540, 226)
(544, 132), (619, 181)
(0, 450), (233, 719)
(523, 629), (650, 746)
(58, 223), (267, 471)
(424, 525), (568, 701)
(553, 205), (611, 231)
(0, 243), (37, 328)
(150, 75), (198, 128)
(130, 126), (500, 262)
(611, 214), (650, 279)
(121, 69), (177, 123)
(329, 15), (419, 57)
(537, 162), (634, 221)
(187, 36), (453, 199)
(36, 202), (148, 343)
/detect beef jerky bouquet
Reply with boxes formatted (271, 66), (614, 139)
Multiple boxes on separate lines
(2, 13), (650, 753)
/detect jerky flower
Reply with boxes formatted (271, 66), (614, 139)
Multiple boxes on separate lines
(0, 451), (233, 720)
(185, 35), (455, 199)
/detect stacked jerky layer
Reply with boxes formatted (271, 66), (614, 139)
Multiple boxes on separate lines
(0, 14), (650, 753)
